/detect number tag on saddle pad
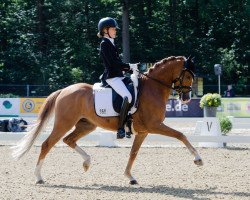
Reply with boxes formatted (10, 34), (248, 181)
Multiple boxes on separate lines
(93, 83), (138, 117)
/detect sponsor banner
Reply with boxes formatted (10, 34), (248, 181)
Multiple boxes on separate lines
(166, 98), (250, 117)
(166, 99), (203, 117)
(20, 98), (46, 115)
(2, 97), (249, 117)
(0, 98), (20, 116)
(218, 98), (250, 117)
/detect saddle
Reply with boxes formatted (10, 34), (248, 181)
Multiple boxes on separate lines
(93, 77), (139, 117)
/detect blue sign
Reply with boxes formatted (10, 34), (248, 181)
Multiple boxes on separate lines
(166, 99), (203, 117)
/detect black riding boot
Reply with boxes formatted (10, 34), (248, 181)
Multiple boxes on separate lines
(117, 97), (130, 139)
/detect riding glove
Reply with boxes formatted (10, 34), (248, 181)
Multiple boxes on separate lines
(129, 63), (138, 71)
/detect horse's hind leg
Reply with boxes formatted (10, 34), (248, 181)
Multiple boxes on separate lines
(63, 119), (96, 172)
(35, 118), (78, 184)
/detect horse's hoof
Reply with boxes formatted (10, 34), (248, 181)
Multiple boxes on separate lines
(194, 159), (203, 166)
(130, 180), (138, 185)
(83, 162), (90, 172)
(36, 180), (45, 184)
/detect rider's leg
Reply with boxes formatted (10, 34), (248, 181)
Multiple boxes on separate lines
(106, 77), (132, 103)
(106, 77), (132, 139)
(117, 97), (130, 138)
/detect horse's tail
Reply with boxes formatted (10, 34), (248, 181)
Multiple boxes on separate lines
(12, 89), (62, 160)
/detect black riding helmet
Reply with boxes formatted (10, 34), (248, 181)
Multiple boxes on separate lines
(98, 17), (120, 37)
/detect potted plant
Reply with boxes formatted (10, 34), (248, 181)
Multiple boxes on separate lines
(199, 93), (222, 117)
(219, 116), (233, 147)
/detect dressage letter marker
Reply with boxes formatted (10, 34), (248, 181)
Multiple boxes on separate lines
(206, 122), (213, 132)
(199, 117), (223, 148)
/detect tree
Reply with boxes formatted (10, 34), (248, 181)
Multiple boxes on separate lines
(122, 0), (130, 62)
(0, 0), (249, 96)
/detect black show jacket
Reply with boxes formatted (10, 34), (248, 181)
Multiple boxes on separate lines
(100, 38), (130, 81)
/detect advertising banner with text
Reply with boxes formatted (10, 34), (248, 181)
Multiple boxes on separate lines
(165, 99), (203, 117)
(165, 98), (250, 117)
(1, 97), (249, 117)
(219, 98), (250, 117)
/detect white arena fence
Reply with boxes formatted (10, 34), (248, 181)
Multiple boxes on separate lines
(0, 101), (249, 147)
(1, 131), (250, 144)
(1, 117), (250, 148)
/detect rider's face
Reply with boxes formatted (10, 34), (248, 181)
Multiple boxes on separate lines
(104, 27), (117, 38)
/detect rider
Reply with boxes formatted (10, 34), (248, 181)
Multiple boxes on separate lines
(97, 17), (137, 139)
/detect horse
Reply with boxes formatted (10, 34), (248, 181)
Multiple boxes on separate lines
(12, 56), (203, 185)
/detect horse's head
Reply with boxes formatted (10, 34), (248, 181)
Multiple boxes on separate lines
(172, 56), (195, 104)
(146, 56), (195, 104)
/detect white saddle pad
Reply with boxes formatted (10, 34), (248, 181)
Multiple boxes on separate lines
(93, 83), (138, 117)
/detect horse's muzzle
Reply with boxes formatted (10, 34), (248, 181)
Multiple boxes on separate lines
(180, 91), (191, 104)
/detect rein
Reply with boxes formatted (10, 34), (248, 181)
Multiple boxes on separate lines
(139, 68), (194, 93)
(140, 72), (173, 89)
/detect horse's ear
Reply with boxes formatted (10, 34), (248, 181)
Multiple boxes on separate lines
(185, 55), (192, 67)
(185, 55), (195, 74)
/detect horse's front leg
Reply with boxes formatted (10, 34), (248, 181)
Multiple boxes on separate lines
(149, 123), (203, 166)
(124, 133), (148, 185)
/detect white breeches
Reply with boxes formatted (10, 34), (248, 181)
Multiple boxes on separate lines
(106, 77), (132, 103)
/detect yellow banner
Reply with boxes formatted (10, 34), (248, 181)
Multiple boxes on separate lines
(20, 98), (46, 114)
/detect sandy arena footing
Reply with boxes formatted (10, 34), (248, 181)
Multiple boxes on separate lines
(0, 146), (249, 200)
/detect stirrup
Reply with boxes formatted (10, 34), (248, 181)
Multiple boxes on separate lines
(125, 117), (133, 138)
(126, 131), (132, 138)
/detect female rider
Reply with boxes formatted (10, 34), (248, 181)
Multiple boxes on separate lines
(97, 17), (137, 139)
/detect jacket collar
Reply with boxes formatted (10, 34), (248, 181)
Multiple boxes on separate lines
(102, 37), (115, 47)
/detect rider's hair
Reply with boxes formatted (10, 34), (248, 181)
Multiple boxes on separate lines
(97, 32), (103, 38)
(97, 28), (106, 38)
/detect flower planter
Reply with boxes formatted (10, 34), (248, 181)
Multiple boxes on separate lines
(200, 93), (221, 117)
(204, 106), (217, 117)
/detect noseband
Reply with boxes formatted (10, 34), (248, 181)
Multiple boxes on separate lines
(141, 64), (194, 94)
(172, 68), (194, 94)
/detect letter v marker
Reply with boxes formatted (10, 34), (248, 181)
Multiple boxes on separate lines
(207, 122), (213, 132)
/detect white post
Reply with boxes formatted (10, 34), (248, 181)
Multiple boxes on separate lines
(218, 75), (221, 95)
(214, 64), (222, 95)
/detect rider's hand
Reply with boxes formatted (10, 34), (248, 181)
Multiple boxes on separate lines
(129, 63), (138, 71)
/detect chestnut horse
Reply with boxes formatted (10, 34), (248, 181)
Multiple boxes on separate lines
(12, 56), (203, 185)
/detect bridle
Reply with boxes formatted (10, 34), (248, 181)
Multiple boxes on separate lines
(140, 65), (195, 94)
(172, 68), (194, 94)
